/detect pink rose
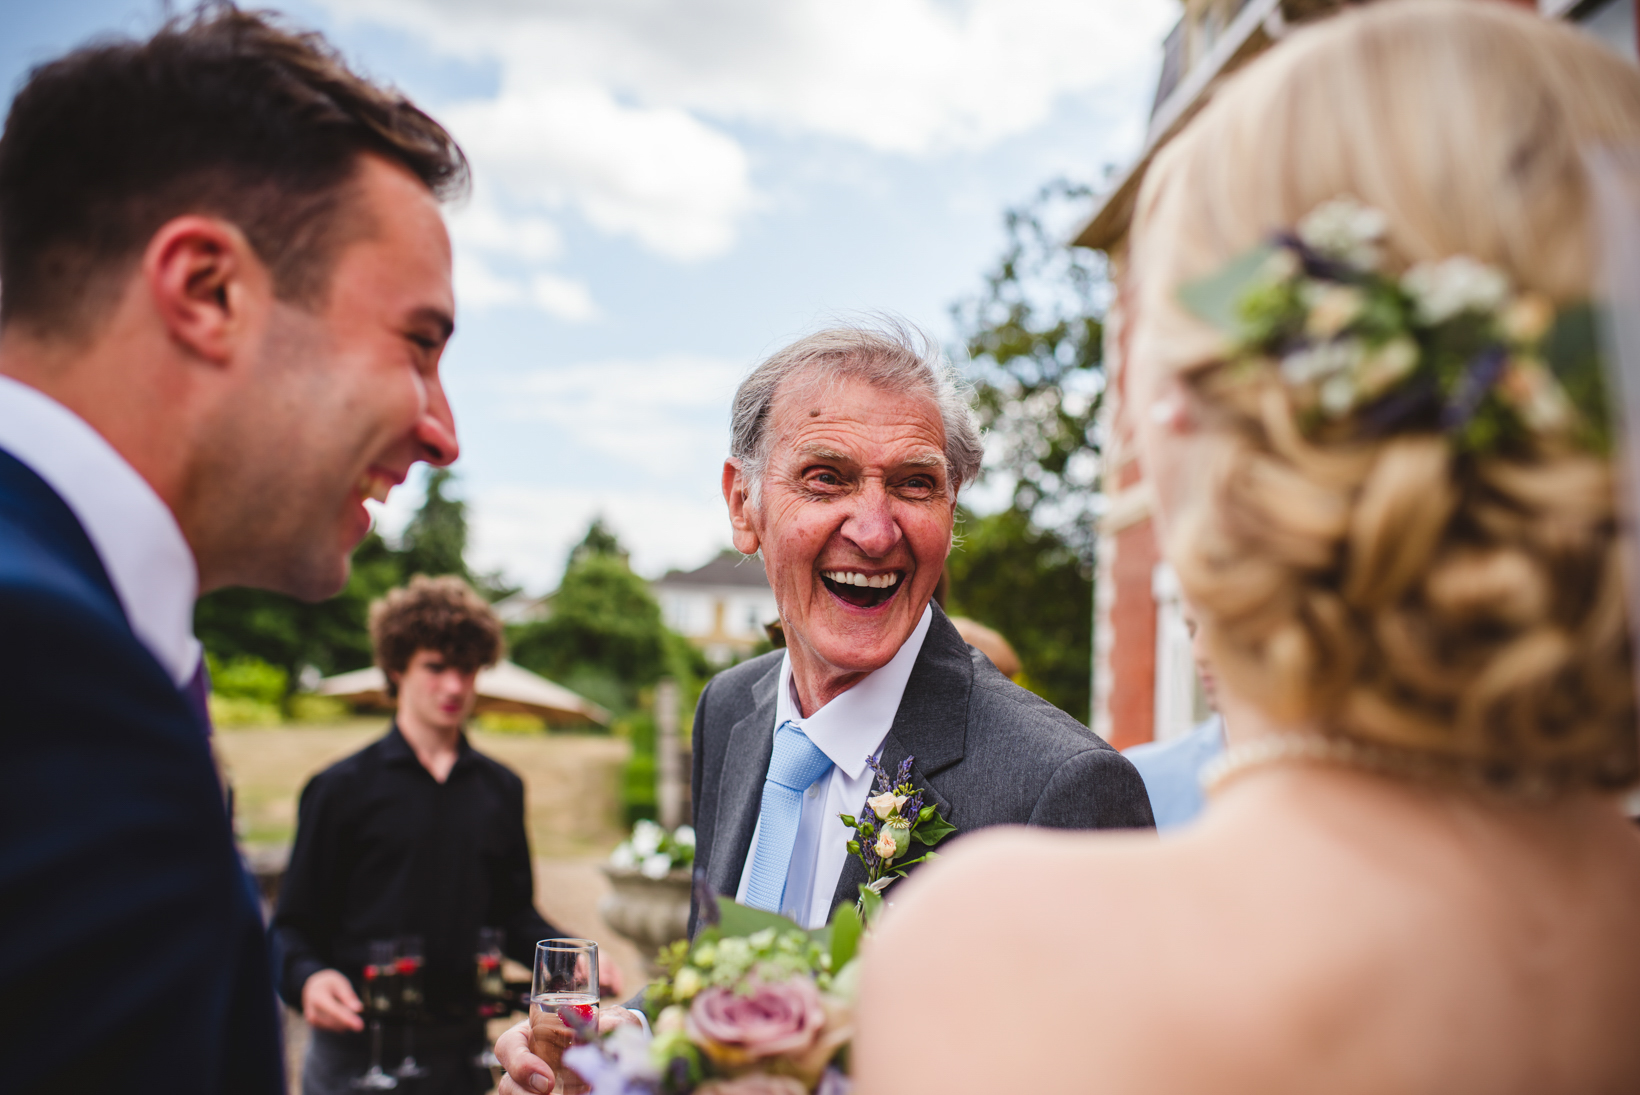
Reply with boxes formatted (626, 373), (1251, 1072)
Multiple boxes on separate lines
(687, 978), (825, 1069)
(696, 1076), (809, 1095)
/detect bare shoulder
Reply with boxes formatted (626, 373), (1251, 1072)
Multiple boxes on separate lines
(855, 825), (1184, 1094)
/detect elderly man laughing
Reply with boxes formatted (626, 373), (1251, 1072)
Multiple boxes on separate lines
(495, 323), (1152, 1095)
(691, 323), (1154, 931)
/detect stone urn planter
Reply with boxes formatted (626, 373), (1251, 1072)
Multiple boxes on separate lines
(599, 865), (693, 972)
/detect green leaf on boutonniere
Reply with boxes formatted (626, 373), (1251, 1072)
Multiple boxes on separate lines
(913, 811), (956, 847)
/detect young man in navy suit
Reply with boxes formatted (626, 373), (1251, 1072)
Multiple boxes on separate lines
(0, 9), (468, 1091)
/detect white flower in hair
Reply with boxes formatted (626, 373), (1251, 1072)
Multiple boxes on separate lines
(1297, 197), (1388, 270)
(1281, 339), (1361, 386)
(1401, 256), (1510, 325)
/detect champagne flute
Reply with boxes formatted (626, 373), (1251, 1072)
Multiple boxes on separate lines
(392, 936), (430, 1080)
(530, 939), (599, 1095)
(471, 926), (506, 1070)
(352, 941), (400, 1090)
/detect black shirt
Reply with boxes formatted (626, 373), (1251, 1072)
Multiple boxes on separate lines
(271, 724), (566, 1022)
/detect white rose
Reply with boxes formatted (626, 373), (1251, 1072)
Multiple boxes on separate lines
(610, 842), (638, 869)
(641, 852), (673, 879)
(1401, 256), (1510, 325)
(866, 792), (901, 821)
(1297, 197), (1387, 270)
(673, 825), (696, 848)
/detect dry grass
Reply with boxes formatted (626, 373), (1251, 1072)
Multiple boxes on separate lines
(216, 720), (632, 858)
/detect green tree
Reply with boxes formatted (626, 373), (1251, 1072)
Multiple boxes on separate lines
(944, 506), (1091, 720)
(194, 468), (485, 689)
(399, 467), (468, 579)
(570, 516), (626, 566)
(194, 529), (405, 683)
(944, 179), (1109, 722)
(955, 178), (1107, 561)
(508, 540), (671, 715)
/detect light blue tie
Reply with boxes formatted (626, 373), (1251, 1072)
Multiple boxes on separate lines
(744, 721), (834, 914)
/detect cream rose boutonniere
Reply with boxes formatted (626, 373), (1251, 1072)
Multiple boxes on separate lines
(837, 755), (955, 922)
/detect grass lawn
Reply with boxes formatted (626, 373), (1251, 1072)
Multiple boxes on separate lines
(216, 719), (632, 858)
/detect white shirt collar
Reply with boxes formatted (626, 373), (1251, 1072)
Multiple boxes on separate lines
(775, 603), (934, 780)
(0, 374), (201, 685)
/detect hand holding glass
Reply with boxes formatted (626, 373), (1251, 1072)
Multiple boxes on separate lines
(529, 938), (599, 1095)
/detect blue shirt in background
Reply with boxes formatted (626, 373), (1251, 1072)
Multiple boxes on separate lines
(1123, 714), (1226, 830)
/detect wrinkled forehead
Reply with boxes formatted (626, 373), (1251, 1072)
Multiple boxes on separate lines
(763, 365), (947, 460)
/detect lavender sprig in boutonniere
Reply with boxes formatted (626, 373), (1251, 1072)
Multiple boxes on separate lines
(838, 755), (955, 922)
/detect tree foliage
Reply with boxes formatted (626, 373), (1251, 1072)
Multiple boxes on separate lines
(398, 467), (469, 580)
(508, 521), (708, 717)
(943, 179), (1111, 722)
(955, 178), (1110, 561)
(194, 470), (481, 688)
(944, 506), (1092, 722)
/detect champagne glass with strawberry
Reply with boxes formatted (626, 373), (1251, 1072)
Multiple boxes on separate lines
(529, 938), (599, 1094)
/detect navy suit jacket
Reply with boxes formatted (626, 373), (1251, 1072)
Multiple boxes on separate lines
(0, 448), (283, 1093)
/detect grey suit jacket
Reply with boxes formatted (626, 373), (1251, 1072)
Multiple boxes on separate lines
(689, 603), (1154, 932)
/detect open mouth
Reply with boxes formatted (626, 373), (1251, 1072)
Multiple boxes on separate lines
(356, 469), (395, 504)
(820, 569), (904, 609)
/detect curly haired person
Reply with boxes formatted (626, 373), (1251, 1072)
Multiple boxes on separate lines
(274, 576), (615, 1095)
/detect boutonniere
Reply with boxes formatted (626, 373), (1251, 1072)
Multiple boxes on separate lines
(838, 755), (955, 922)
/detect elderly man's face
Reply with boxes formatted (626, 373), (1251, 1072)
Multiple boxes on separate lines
(725, 374), (955, 692)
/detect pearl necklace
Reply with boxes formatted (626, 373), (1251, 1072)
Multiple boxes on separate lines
(1199, 734), (1436, 797)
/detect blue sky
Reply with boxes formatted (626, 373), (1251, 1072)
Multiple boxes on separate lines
(1, 0), (1175, 591)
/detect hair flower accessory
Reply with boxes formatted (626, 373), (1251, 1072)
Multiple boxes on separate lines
(1177, 196), (1609, 455)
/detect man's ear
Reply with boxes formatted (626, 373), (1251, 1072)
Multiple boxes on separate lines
(141, 214), (270, 366)
(722, 459), (761, 556)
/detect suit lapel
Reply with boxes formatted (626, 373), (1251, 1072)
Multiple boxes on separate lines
(827, 606), (973, 914)
(707, 659), (782, 899)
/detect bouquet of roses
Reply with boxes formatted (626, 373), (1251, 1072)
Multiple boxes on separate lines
(562, 885), (861, 1095)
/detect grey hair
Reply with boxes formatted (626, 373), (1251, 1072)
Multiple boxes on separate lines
(728, 318), (984, 507)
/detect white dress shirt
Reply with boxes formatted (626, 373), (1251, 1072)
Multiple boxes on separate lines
(0, 374), (201, 686)
(735, 604), (934, 928)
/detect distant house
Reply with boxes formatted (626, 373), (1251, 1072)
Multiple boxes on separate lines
(652, 550), (779, 664)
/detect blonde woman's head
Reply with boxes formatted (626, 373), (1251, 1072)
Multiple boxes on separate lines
(1129, 0), (1640, 792)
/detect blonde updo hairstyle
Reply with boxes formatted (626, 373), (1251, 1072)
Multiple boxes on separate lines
(1130, 0), (1640, 792)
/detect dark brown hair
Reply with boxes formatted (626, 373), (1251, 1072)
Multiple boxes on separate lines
(0, 2), (468, 340)
(369, 575), (503, 698)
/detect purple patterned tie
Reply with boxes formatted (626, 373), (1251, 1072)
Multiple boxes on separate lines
(184, 657), (212, 738)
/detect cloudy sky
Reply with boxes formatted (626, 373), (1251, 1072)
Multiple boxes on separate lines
(2, 0), (1175, 591)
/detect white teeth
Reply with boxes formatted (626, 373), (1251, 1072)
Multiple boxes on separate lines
(822, 570), (902, 589)
(358, 473), (392, 504)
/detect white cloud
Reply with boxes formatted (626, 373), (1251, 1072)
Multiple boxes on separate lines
(453, 251), (525, 309)
(320, 0), (1174, 263)
(468, 482), (733, 592)
(447, 192), (564, 263)
(528, 274), (601, 322)
(485, 354), (745, 478)
(443, 84), (752, 262)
